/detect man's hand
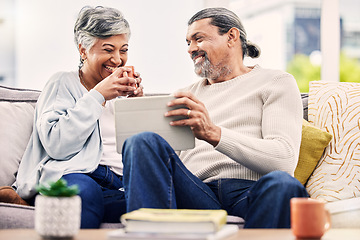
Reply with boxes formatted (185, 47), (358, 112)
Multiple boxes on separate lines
(165, 91), (221, 147)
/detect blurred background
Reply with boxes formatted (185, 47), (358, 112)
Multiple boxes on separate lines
(0, 0), (359, 93)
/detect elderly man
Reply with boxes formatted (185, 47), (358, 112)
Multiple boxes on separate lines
(122, 7), (308, 228)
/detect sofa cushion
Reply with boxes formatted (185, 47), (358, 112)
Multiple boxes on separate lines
(295, 119), (332, 185)
(0, 85), (40, 186)
(0, 202), (35, 229)
(325, 197), (360, 228)
(306, 81), (360, 202)
(0, 202), (124, 229)
(0, 201), (243, 229)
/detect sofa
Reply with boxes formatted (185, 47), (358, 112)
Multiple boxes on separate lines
(1, 83), (359, 229)
(0, 85), (243, 229)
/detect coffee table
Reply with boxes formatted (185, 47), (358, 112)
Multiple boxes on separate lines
(0, 228), (359, 240)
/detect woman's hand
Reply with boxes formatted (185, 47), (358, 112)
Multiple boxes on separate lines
(165, 91), (221, 147)
(125, 70), (144, 97)
(94, 67), (143, 100)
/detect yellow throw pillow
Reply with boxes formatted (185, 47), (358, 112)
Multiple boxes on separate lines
(295, 119), (332, 185)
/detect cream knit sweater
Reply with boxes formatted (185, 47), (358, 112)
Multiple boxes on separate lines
(178, 65), (303, 183)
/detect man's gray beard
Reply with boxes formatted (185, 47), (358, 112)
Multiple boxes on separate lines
(194, 57), (231, 81)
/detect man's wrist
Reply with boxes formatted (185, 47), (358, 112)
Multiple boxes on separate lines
(207, 125), (221, 147)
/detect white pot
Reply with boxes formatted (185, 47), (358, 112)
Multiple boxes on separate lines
(35, 195), (81, 238)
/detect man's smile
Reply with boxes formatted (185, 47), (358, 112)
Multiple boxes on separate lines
(194, 56), (204, 65)
(192, 51), (207, 65)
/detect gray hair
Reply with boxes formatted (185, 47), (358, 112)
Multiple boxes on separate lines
(188, 7), (260, 59)
(74, 6), (131, 68)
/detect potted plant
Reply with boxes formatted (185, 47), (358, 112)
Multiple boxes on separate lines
(34, 178), (81, 238)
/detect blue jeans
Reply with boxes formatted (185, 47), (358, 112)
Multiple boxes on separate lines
(62, 165), (126, 228)
(122, 132), (308, 228)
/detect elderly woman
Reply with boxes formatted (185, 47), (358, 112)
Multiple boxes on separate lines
(12, 6), (143, 228)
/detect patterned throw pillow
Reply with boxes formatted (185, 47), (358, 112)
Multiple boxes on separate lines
(306, 81), (360, 202)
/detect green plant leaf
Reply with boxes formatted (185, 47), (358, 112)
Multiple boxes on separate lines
(36, 178), (80, 197)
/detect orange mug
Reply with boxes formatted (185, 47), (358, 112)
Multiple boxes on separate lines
(291, 197), (331, 239)
(124, 66), (135, 78)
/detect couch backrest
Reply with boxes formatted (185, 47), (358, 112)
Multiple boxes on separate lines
(301, 93), (308, 121)
(0, 85), (41, 186)
(0, 85), (40, 104)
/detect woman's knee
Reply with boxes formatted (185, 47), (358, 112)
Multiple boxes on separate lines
(62, 173), (103, 204)
(62, 173), (104, 228)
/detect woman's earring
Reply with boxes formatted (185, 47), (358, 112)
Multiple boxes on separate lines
(81, 54), (87, 63)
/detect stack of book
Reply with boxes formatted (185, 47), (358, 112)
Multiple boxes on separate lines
(107, 208), (239, 240)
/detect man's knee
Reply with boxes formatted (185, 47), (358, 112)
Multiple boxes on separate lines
(124, 132), (162, 147)
(123, 132), (173, 165)
(260, 171), (308, 196)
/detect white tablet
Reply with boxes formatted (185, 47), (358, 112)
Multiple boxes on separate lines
(114, 95), (195, 153)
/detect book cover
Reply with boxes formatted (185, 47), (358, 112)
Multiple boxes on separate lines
(120, 208), (228, 234)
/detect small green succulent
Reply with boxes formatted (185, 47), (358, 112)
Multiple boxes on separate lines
(36, 178), (79, 197)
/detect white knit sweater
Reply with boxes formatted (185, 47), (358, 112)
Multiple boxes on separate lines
(178, 65), (303, 183)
